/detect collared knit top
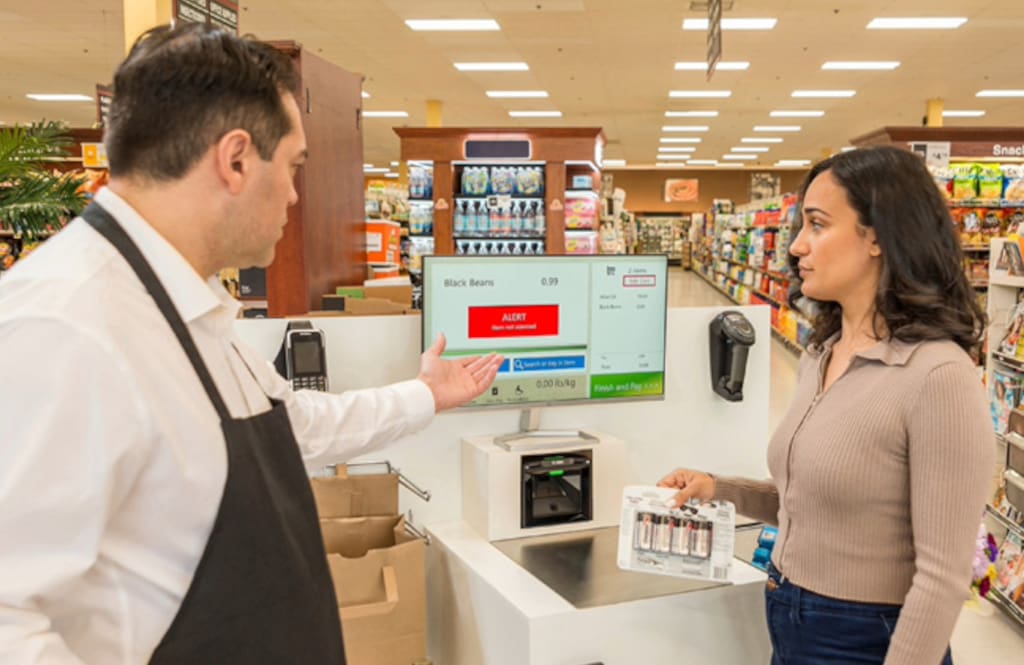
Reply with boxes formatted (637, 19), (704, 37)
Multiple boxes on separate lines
(715, 335), (993, 665)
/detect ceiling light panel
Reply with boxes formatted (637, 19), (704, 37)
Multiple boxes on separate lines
(792, 90), (856, 98)
(406, 19), (500, 31)
(660, 137), (703, 143)
(665, 111), (719, 117)
(455, 62), (529, 71)
(669, 90), (732, 98)
(687, 160), (718, 165)
(776, 160), (811, 166)
(741, 137), (784, 143)
(509, 111), (562, 117)
(675, 61), (749, 71)
(683, 18), (777, 30)
(25, 94), (92, 102)
(977, 90), (1024, 97)
(942, 110), (986, 117)
(722, 154), (757, 160)
(821, 61), (900, 70)
(487, 90), (548, 98)
(658, 147), (698, 152)
(866, 17), (966, 30)
(662, 125), (710, 132)
(770, 110), (824, 117)
(732, 147), (770, 152)
(754, 125), (801, 132)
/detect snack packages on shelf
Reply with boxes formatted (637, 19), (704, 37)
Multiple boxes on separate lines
(514, 166), (544, 196)
(1004, 165), (1024, 202)
(489, 166), (515, 195)
(565, 230), (599, 255)
(408, 164), (433, 199)
(932, 166), (954, 201)
(979, 164), (1005, 201)
(952, 163), (980, 200)
(565, 195), (598, 229)
(408, 204), (434, 236)
(460, 166), (490, 196)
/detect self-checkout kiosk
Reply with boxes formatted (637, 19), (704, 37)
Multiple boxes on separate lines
(462, 425), (627, 542)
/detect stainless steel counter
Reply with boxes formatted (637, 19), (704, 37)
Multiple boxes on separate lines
(492, 524), (763, 609)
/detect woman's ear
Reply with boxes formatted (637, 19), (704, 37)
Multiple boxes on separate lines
(866, 227), (882, 257)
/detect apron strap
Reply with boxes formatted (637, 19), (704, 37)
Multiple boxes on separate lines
(81, 202), (232, 422)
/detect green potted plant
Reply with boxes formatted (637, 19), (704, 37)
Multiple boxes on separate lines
(0, 121), (88, 239)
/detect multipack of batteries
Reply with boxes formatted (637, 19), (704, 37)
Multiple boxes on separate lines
(616, 486), (735, 582)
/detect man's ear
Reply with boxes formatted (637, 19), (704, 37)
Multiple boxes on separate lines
(215, 129), (255, 194)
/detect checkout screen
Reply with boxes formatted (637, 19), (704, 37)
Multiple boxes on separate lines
(422, 255), (668, 407)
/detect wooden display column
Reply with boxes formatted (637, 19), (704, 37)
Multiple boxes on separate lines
(432, 161), (454, 256)
(545, 161), (566, 254)
(265, 42), (365, 316)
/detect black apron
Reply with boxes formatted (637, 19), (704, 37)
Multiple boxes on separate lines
(81, 203), (345, 665)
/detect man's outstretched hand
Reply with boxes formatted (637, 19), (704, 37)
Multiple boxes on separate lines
(418, 333), (503, 412)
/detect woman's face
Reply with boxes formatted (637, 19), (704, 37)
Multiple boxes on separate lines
(789, 169), (883, 306)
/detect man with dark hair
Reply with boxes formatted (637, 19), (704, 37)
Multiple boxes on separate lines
(0, 23), (501, 664)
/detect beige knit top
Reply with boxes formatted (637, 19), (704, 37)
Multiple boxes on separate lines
(715, 335), (993, 665)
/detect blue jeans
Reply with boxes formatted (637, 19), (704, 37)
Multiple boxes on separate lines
(764, 563), (953, 665)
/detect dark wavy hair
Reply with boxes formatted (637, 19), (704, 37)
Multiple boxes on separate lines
(105, 22), (299, 181)
(787, 146), (985, 353)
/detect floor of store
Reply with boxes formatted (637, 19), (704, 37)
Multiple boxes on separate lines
(667, 266), (1024, 663)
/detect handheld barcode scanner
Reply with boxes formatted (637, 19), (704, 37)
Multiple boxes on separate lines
(709, 311), (756, 402)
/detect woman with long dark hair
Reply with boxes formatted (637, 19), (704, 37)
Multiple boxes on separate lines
(661, 146), (992, 665)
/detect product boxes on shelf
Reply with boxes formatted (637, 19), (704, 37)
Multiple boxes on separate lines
(565, 194), (599, 229)
(617, 486), (735, 583)
(366, 220), (401, 265)
(565, 231), (599, 255)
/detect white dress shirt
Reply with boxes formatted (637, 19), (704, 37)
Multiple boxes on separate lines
(0, 188), (435, 664)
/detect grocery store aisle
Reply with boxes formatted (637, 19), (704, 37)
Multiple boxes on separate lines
(670, 265), (1024, 664)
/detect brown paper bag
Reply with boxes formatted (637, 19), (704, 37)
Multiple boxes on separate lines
(311, 464), (399, 518)
(321, 515), (426, 665)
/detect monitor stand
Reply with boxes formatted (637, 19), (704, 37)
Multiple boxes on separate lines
(493, 408), (598, 451)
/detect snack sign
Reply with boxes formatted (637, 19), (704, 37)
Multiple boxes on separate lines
(664, 179), (699, 203)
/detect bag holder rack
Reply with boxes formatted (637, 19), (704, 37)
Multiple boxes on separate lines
(325, 460), (433, 545)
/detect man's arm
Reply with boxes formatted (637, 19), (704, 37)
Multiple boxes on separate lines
(238, 333), (501, 468)
(0, 318), (149, 664)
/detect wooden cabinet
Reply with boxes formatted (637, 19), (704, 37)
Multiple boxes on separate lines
(266, 42), (365, 316)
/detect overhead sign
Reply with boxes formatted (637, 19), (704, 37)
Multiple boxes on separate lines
(95, 84), (112, 128)
(706, 0), (723, 81)
(664, 179), (699, 203)
(173, 0), (238, 34)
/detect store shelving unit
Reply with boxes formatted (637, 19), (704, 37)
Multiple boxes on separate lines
(691, 195), (808, 354)
(982, 239), (1024, 629)
(635, 214), (689, 265)
(393, 127), (605, 256)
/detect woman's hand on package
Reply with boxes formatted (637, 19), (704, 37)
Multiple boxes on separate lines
(657, 468), (716, 508)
